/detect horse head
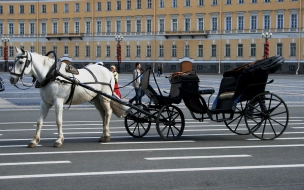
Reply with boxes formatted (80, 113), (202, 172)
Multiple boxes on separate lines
(9, 47), (32, 85)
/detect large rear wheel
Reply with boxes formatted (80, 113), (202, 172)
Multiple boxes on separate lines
(245, 92), (289, 140)
(156, 105), (185, 141)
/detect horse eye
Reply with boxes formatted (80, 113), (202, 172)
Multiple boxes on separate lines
(19, 61), (24, 64)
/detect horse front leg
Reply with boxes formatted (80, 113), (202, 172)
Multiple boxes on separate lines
(53, 99), (64, 147)
(28, 101), (52, 148)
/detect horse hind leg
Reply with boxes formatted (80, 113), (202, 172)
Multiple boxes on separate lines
(28, 102), (52, 148)
(53, 99), (64, 147)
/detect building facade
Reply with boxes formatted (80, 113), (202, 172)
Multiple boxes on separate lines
(0, 0), (303, 74)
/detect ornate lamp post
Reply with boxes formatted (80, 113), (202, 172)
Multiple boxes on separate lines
(115, 35), (123, 73)
(2, 37), (9, 72)
(262, 32), (272, 59)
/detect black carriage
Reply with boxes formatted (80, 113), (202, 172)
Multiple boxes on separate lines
(124, 55), (289, 140)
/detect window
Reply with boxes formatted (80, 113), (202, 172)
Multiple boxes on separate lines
(117, 1), (121, 10)
(250, 44), (256, 56)
(136, 45), (141, 57)
(185, 0), (191, 6)
(171, 65), (177, 71)
(30, 46), (35, 53)
(137, 0), (142, 9)
(290, 43), (296, 56)
(75, 3), (80, 12)
(238, 44), (243, 56)
(126, 45), (130, 57)
(126, 20), (131, 33)
(238, 0), (244, 4)
(212, 17), (218, 31)
(75, 22), (80, 33)
(53, 46), (57, 54)
(238, 16), (244, 30)
(251, 15), (257, 30)
(9, 46), (14, 57)
(147, 19), (152, 32)
(64, 22), (69, 33)
(264, 15), (270, 29)
(160, 0), (165, 8)
(9, 5), (14, 14)
(147, 45), (151, 57)
(116, 20), (121, 32)
(42, 5), (46, 13)
(226, 0), (231, 4)
(197, 18), (204, 31)
(97, 2), (102, 11)
(212, 0), (217, 5)
(41, 46), (46, 55)
(19, 23), (25, 35)
(75, 46), (79, 57)
(147, 0), (152, 9)
(172, 19), (178, 31)
(225, 44), (230, 57)
(106, 45), (110, 57)
(64, 4), (68, 12)
(198, 0), (204, 6)
(159, 45), (164, 57)
(52, 22), (58, 34)
(126, 0), (131, 10)
(277, 14), (284, 29)
(185, 18), (190, 31)
(106, 20), (111, 33)
(20, 5), (24, 14)
(86, 2), (90, 11)
(291, 14), (298, 29)
(86, 46), (90, 57)
(172, 45), (177, 57)
(64, 46), (68, 54)
(30, 5), (35, 13)
(9, 23), (14, 34)
(0, 47), (2, 57)
(184, 45), (190, 57)
(225, 17), (231, 30)
(30, 23), (35, 34)
(198, 45), (203, 57)
(96, 46), (101, 57)
(0, 23), (2, 34)
(41, 23), (46, 35)
(251, 0), (257, 3)
(136, 20), (141, 32)
(97, 21), (102, 33)
(0, 6), (3, 14)
(211, 45), (216, 57)
(277, 43), (282, 56)
(53, 4), (57, 13)
(264, 0), (270, 2)
(106, 2), (111, 10)
(86, 21), (91, 34)
(172, 0), (177, 7)
(159, 19), (164, 32)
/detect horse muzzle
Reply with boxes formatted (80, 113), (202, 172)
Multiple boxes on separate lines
(9, 76), (19, 85)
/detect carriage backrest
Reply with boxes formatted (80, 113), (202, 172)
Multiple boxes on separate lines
(141, 67), (159, 104)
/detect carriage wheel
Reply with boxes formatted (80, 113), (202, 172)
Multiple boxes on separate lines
(124, 104), (151, 138)
(156, 105), (185, 141)
(245, 92), (289, 140)
(223, 101), (251, 135)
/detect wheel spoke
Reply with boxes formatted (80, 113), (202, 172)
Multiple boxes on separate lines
(270, 111), (287, 117)
(268, 117), (286, 128)
(267, 118), (278, 137)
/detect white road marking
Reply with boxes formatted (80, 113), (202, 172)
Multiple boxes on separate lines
(0, 164), (303, 179)
(247, 137), (304, 140)
(0, 145), (41, 148)
(0, 144), (304, 156)
(101, 140), (195, 145)
(0, 161), (71, 166)
(145, 155), (252, 160)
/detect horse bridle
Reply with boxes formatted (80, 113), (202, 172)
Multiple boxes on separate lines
(10, 51), (32, 79)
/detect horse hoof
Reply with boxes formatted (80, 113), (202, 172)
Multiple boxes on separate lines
(27, 143), (37, 148)
(99, 136), (110, 142)
(53, 142), (62, 148)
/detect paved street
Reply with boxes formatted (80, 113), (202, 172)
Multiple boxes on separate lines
(0, 72), (304, 189)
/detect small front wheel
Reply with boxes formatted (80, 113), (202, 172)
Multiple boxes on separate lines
(245, 92), (289, 140)
(156, 105), (185, 140)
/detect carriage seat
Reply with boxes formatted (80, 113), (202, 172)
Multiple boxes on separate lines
(218, 91), (235, 99)
(199, 88), (215, 95)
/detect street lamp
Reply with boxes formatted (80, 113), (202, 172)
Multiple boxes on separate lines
(115, 35), (123, 73)
(261, 32), (272, 59)
(1, 37), (10, 72)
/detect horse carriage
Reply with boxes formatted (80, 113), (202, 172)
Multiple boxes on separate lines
(124, 55), (289, 141)
(9, 47), (288, 147)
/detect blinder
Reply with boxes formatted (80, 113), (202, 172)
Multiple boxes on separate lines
(10, 51), (32, 78)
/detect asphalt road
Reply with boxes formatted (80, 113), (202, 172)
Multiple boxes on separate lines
(0, 72), (304, 189)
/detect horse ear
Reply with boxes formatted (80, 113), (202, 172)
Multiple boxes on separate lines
(21, 48), (25, 54)
(15, 47), (21, 53)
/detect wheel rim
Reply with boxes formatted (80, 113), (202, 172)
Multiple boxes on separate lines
(124, 104), (151, 138)
(245, 92), (289, 140)
(156, 105), (185, 140)
(223, 101), (251, 135)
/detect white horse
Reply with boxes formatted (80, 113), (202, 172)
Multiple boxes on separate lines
(10, 47), (128, 147)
